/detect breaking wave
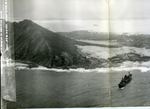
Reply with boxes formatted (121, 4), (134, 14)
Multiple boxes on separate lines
(30, 67), (150, 73)
(16, 61), (150, 73)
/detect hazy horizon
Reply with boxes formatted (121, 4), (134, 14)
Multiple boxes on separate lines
(14, 19), (150, 34)
(13, 0), (150, 34)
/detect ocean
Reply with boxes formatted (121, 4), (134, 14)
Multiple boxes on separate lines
(15, 69), (150, 107)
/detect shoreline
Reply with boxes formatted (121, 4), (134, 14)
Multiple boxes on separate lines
(15, 66), (150, 73)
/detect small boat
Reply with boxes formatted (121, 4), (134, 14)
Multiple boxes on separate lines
(118, 72), (132, 89)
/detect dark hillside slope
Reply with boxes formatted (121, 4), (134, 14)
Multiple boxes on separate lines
(13, 20), (86, 67)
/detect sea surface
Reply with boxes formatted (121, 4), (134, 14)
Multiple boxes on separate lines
(16, 69), (150, 108)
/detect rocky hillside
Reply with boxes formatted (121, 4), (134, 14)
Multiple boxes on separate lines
(13, 20), (89, 68)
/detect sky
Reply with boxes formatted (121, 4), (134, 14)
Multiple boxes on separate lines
(13, 0), (150, 33)
(110, 0), (150, 20)
(13, 0), (108, 20)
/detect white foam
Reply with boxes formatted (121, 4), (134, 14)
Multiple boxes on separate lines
(15, 61), (150, 73)
(77, 45), (150, 59)
(22, 66), (150, 73)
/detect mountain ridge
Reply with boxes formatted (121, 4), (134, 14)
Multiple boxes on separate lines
(13, 19), (88, 68)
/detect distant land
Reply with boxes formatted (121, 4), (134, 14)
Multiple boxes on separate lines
(58, 31), (109, 40)
(58, 31), (150, 48)
(10, 19), (150, 69)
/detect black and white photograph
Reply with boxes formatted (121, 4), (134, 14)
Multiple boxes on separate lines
(1, 0), (150, 108)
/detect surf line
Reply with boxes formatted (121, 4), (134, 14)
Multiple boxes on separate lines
(16, 66), (150, 73)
